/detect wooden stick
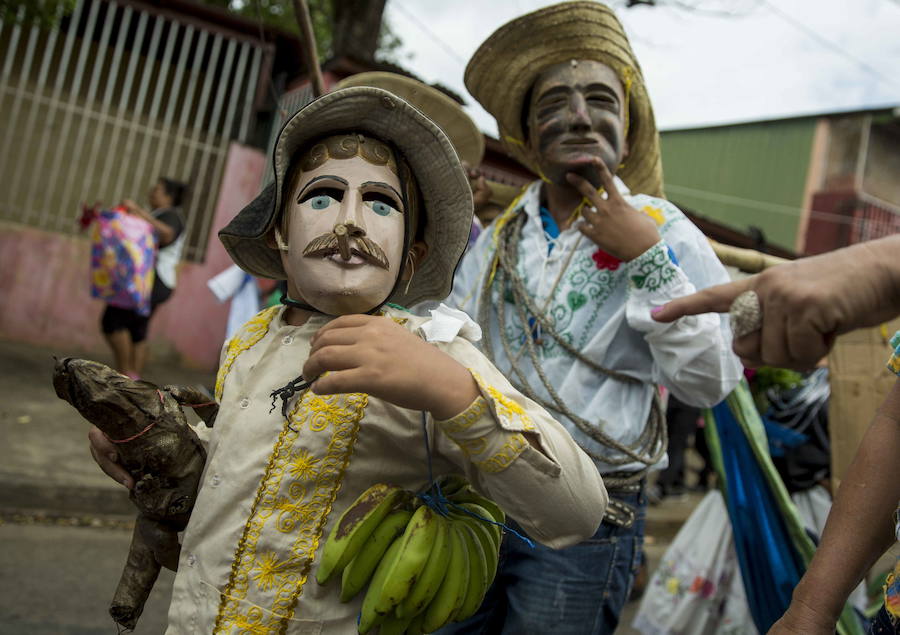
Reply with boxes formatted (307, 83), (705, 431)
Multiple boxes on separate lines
(709, 239), (789, 273)
(292, 0), (326, 98)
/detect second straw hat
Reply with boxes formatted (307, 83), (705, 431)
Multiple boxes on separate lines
(337, 71), (484, 167)
(464, 1), (663, 198)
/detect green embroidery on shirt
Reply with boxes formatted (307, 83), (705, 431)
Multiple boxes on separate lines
(500, 248), (620, 359)
(567, 291), (587, 311)
(629, 244), (677, 292)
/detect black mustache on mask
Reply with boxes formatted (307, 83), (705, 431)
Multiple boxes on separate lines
(301, 224), (390, 270)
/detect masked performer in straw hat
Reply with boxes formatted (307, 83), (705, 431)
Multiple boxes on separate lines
(87, 86), (608, 633)
(445, 2), (743, 631)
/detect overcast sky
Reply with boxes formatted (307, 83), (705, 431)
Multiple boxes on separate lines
(382, 0), (900, 135)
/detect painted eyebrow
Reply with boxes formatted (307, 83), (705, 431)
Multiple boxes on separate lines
(297, 175), (349, 202)
(583, 83), (620, 99)
(536, 85), (572, 102)
(360, 181), (403, 203)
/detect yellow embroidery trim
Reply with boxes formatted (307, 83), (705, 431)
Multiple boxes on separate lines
(456, 436), (489, 457)
(215, 306), (280, 401)
(469, 370), (536, 432)
(214, 395), (307, 633)
(475, 433), (529, 473)
(439, 396), (489, 437)
(270, 393), (367, 626)
(252, 552), (290, 592)
(214, 390), (367, 633)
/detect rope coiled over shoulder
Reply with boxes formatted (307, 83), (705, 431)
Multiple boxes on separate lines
(477, 208), (666, 488)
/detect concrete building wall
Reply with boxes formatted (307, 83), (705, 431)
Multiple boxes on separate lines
(0, 143), (266, 371)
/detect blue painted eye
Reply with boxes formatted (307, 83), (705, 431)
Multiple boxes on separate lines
(369, 200), (397, 216)
(310, 195), (335, 210)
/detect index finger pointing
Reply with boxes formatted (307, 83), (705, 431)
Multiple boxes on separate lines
(651, 278), (753, 322)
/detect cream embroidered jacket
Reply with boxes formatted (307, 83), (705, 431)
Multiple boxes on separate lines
(166, 305), (607, 634)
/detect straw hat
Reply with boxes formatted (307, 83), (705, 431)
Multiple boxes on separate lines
(464, 1), (664, 198)
(219, 86), (474, 308)
(337, 72), (485, 168)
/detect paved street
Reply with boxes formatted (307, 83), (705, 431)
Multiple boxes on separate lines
(0, 513), (673, 634)
(0, 520), (174, 634)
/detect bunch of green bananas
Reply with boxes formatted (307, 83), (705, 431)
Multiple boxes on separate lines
(316, 475), (506, 634)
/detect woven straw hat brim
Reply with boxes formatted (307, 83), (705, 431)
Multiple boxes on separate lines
(337, 72), (485, 168)
(218, 86), (474, 308)
(464, 1), (663, 197)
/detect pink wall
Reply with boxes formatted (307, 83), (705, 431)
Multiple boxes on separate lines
(0, 143), (267, 371)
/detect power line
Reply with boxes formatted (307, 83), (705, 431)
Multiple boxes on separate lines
(390, 1), (466, 65)
(761, 0), (900, 93)
(662, 0), (763, 19)
(665, 181), (897, 228)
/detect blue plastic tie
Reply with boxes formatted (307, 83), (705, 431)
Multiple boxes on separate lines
(417, 411), (535, 549)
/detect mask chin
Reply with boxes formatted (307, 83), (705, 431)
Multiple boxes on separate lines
(303, 286), (392, 316)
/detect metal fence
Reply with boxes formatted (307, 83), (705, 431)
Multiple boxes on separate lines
(850, 196), (900, 244)
(0, 0), (269, 260)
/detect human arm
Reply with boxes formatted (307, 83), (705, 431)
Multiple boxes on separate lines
(303, 314), (607, 547)
(651, 234), (900, 370)
(122, 199), (178, 246)
(769, 377), (900, 633)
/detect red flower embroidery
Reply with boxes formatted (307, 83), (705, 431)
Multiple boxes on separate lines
(591, 248), (622, 270)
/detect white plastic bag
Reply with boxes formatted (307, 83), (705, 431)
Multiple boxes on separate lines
(632, 490), (757, 635)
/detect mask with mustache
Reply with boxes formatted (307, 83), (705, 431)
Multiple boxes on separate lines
(302, 223), (390, 271)
(278, 153), (407, 315)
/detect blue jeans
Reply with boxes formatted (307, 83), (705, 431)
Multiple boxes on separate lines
(437, 489), (647, 635)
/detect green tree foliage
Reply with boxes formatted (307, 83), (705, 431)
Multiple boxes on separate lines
(0, 0), (77, 27)
(200, 0), (406, 63)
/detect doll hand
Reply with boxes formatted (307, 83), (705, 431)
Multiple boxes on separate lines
(303, 315), (479, 420)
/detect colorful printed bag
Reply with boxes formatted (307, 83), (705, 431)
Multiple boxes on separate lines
(89, 206), (156, 316)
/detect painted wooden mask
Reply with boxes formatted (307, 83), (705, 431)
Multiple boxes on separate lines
(276, 134), (418, 315)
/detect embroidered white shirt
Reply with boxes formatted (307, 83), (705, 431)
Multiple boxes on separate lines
(446, 178), (744, 473)
(166, 305), (607, 634)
